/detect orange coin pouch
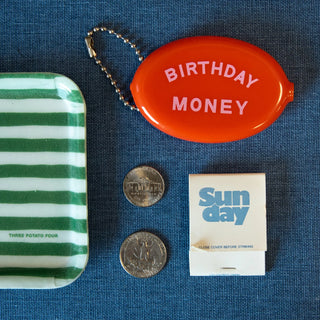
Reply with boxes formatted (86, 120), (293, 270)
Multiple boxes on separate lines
(130, 36), (294, 143)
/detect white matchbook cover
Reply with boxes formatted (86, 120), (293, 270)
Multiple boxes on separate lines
(189, 173), (266, 276)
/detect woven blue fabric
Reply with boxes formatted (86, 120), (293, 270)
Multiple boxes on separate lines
(1, 0), (320, 319)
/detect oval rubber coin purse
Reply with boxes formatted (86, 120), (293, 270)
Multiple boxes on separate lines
(87, 32), (294, 143)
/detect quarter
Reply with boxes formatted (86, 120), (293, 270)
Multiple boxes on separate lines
(119, 231), (167, 278)
(123, 165), (165, 207)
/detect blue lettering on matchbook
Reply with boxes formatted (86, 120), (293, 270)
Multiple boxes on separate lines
(199, 187), (250, 225)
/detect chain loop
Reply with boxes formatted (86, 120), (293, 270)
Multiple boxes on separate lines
(85, 26), (144, 112)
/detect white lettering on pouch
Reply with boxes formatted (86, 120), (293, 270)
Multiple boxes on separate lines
(172, 97), (248, 115)
(164, 61), (259, 88)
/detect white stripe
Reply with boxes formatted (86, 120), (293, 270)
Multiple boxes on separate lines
(0, 203), (87, 219)
(0, 126), (85, 139)
(0, 76), (80, 91)
(0, 99), (84, 113)
(0, 276), (57, 289)
(0, 230), (87, 246)
(0, 78), (54, 90)
(0, 276), (82, 289)
(0, 152), (85, 166)
(0, 254), (88, 268)
(0, 177), (86, 193)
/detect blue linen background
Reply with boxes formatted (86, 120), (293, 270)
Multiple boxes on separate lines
(1, 0), (320, 319)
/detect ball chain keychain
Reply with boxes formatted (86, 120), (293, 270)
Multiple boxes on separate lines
(85, 27), (144, 112)
(85, 25), (294, 143)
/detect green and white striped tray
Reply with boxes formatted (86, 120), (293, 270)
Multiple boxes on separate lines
(0, 73), (88, 289)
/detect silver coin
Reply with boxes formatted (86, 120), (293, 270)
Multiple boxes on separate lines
(123, 166), (165, 207)
(119, 231), (167, 278)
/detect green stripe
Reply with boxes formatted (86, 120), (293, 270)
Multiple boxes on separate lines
(0, 113), (85, 127)
(0, 217), (87, 233)
(0, 267), (83, 279)
(0, 89), (83, 103)
(0, 165), (85, 179)
(0, 242), (87, 256)
(0, 138), (85, 152)
(0, 73), (61, 80)
(0, 191), (86, 205)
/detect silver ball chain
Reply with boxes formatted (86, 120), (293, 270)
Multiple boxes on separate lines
(85, 26), (144, 112)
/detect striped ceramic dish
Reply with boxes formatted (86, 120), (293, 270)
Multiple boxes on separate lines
(0, 73), (88, 289)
